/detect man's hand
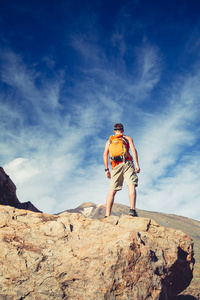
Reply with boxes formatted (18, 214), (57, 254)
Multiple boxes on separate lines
(136, 165), (140, 173)
(106, 170), (111, 178)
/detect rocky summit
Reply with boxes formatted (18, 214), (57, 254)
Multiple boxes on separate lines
(67, 202), (200, 299)
(0, 205), (194, 300)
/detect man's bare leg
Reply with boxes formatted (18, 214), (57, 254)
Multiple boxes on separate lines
(106, 190), (117, 216)
(128, 184), (136, 209)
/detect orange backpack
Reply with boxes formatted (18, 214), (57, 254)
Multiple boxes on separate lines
(109, 134), (128, 162)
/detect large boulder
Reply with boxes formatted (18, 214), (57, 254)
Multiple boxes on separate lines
(65, 202), (200, 299)
(0, 205), (194, 299)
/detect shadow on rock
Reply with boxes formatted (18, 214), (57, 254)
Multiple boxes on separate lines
(177, 295), (197, 300)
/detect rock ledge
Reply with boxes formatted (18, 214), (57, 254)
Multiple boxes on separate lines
(0, 205), (194, 299)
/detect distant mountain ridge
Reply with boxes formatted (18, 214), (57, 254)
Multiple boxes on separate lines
(64, 202), (200, 299)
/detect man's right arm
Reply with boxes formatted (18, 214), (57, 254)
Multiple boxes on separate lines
(103, 141), (111, 178)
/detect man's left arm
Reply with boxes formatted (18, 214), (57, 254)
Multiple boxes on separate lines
(127, 137), (140, 173)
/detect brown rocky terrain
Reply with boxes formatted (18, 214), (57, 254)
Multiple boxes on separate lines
(65, 202), (200, 299)
(0, 205), (195, 299)
(0, 167), (199, 299)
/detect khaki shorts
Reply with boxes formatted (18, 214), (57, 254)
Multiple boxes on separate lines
(109, 161), (138, 191)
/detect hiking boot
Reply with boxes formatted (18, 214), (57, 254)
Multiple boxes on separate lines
(129, 209), (138, 217)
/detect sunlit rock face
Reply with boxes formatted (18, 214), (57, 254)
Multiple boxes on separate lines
(65, 202), (200, 299)
(0, 206), (194, 299)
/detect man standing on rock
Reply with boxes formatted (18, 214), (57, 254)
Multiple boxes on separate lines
(103, 123), (140, 217)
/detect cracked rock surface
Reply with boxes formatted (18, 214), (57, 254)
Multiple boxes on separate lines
(0, 205), (194, 299)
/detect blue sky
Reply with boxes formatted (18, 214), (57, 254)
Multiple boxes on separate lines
(0, 0), (200, 220)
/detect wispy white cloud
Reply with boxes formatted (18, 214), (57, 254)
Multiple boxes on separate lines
(4, 158), (40, 185)
(136, 70), (200, 220)
(0, 49), (62, 125)
(135, 44), (162, 94)
(138, 153), (200, 219)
